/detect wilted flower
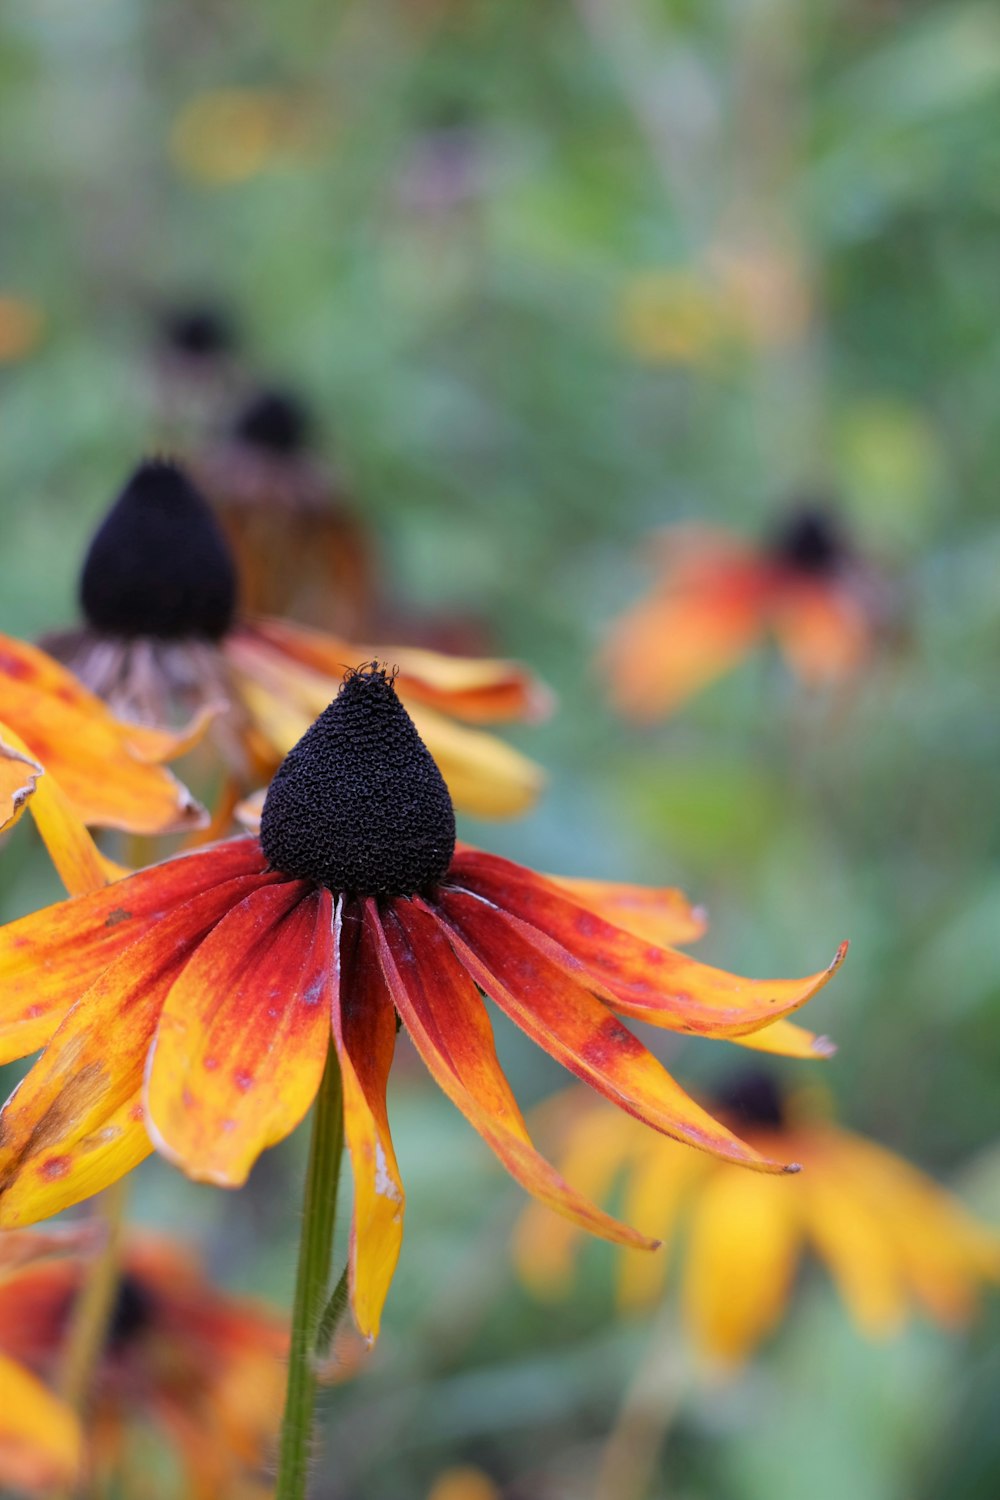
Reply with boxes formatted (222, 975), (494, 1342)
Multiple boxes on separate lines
(0, 667), (844, 1341)
(601, 506), (893, 720)
(45, 458), (549, 818)
(515, 1072), (1000, 1365)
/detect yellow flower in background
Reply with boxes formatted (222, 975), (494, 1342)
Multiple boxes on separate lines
(428, 1466), (502, 1500)
(0, 296), (44, 363)
(170, 88), (322, 185)
(515, 1073), (1000, 1367)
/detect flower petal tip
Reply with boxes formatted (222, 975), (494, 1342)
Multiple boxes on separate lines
(783, 1161), (803, 1175)
(811, 1034), (837, 1058)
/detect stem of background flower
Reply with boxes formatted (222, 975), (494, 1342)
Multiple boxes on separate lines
(593, 1301), (684, 1500)
(275, 1047), (345, 1500)
(52, 1177), (129, 1500)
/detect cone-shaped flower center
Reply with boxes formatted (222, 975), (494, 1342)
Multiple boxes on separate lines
(105, 1273), (155, 1350)
(713, 1069), (785, 1130)
(771, 506), (845, 575)
(260, 664), (457, 897)
(234, 389), (310, 456)
(80, 459), (239, 641)
(160, 304), (234, 358)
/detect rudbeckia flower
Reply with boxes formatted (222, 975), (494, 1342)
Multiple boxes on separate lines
(515, 1072), (1000, 1366)
(0, 631), (205, 895)
(0, 1233), (287, 1499)
(44, 457), (548, 818)
(0, 665), (845, 1341)
(195, 387), (375, 635)
(601, 506), (892, 720)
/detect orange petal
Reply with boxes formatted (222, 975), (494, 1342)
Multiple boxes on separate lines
(0, 723), (120, 897)
(146, 882), (330, 1186)
(730, 1017), (836, 1059)
(0, 1352), (81, 1494)
(333, 904), (404, 1342)
(0, 871), (276, 1226)
(373, 897), (659, 1252)
(0, 838), (269, 1065)
(452, 851), (847, 1038)
(0, 631), (205, 835)
(237, 617), (552, 723)
(544, 875), (707, 947)
(682, 1167), (803, 1365)
(769, 578), (872, 685)
(121, 701), (223, 763)
(432, 886), (792, 1173)
(599, 549), (769, 720)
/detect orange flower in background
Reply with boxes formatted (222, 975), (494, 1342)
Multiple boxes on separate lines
(195, 387), (375, 636)
(0, 631), (206, 895)
(0, 666), (845, 1342)
(601, 507), (893, 721)
(0, 1234), (287, 1499)
(515, 1072), (1000, 1366)
(45, 458), (549, 818)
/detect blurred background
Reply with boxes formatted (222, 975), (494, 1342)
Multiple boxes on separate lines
(1, 1), (999, 1497)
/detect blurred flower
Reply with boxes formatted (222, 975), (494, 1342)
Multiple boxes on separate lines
(150, 301), (242, 441)
(0, 1233), (287, 1499)
(45, 458), (549, 818)
(515, 1072), (1000, 1366)
(0, 630), (206, 895)
(427, 1466), (502, 1500)
(0, 1353), (80, 1496)
(0, 665), (844, 1343)
(195, 387), (375, 635)
(0, 297), (44, 364)
(601, 505), (893, 720)
(169, 88), (321, 186)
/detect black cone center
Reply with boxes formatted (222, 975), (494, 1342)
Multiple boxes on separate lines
(80, 459), (238, 641)
(105, 1273), (155, 1351)
(259, 664), (457, 897)
(233, 389), (310, 455)
(160, 304), (235, 358)
(713, 1069), (786, 1130)
(770, 505), (845, 575)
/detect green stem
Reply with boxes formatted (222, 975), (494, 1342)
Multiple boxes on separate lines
(275, 1048), (345, 1500)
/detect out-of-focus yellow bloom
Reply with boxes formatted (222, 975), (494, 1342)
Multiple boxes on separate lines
(0, 296), (43, 363)
(170, 88), (321, 185)
(515, 1075), (1000, 1367)
(428, 1466), (502, 1500)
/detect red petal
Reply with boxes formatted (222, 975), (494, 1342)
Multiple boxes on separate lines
(333, 903), (405, 1341)
(430, 888), (792, 1172)
(0, 839), (269, 1065)
(451, 851), (845, 1038)
(145, 881), (330, 1186)
(372, 896), (660, 1247)
(0, 872), (271, 1226)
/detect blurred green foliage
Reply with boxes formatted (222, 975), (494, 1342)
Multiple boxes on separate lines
(1, 1), (999, 1497)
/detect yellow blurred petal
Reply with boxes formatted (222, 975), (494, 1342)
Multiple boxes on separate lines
(798, 1152), (909, 1338)
(407, 702), (544, 818)
(545, 875), (707, 948)
(730, 1017), (837, 1059)
(0, 296), (44, 363)
(682, 1167), (802, 1366)
(618, 1140), (708, 1311)
(171, 89), (317, 185)
(0, 1352), (81, 1494)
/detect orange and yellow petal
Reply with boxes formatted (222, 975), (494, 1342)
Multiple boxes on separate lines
(682, 1166), (803, 1365)
(146, 882), (330, 1186)
(728, 1017), (837, 1060)
(334, 905), (405, 1341)
(406, 701), (544, 818)
(432, 886), (790, 1172)
(0, 631), (205, 835)
(0, 837), (269, 1065)
(542, 875), (707, 948)
(0, 870), (277, 1225)
(375, 898), (659, 1253)
(0, 1352), (81, 1495)
(600, 547), (769, 720)
(451, 851), (846, 1040)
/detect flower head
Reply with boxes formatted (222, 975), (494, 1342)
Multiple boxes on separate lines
(45, 457), (549, 816)
(601, 505), (893, 720)
(0, 669), (845, 1341)
(514, 1072), (1000, 1366)
(0, 1233), (286, 1498)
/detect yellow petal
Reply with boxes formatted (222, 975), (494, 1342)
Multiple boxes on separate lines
(0, 1352), (81, 1494)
